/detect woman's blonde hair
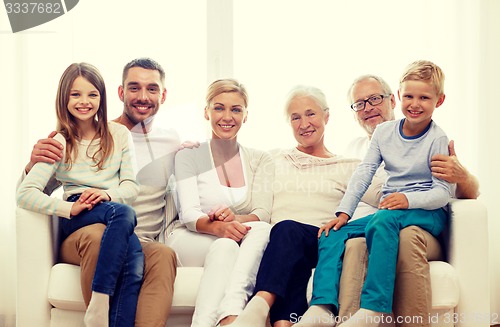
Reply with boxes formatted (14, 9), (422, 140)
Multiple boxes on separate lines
(206, 78), (249, 108)
(55, 62), (113, 170)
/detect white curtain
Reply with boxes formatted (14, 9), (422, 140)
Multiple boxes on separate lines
(478, 0), (500, 319)
(1, 0), (498, 325)
(1, 34), (22, 326)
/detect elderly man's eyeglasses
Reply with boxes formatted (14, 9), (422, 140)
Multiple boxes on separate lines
(350, 94), (391, 112)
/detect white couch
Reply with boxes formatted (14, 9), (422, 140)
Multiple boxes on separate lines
(16, 199), (490, 327)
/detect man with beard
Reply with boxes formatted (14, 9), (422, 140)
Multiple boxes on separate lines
(22, 58), (181, 327)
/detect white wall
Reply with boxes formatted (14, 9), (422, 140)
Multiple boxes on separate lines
(1, 0), (498, 325)
(479, 0), (500, 321)
(0, 33), (21, 327)
(232, 0), (482, 165)
(0, 1), (208, 324)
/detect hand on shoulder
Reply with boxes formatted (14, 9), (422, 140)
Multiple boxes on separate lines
(26, 131), (64, 174)
(430, 140), (470, 184)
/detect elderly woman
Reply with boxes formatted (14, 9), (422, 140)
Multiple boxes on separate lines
(228, 85), (383, 327)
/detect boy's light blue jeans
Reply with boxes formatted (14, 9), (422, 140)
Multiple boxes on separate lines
(61, 194), (144, 327)
(311, 208), (447, 313)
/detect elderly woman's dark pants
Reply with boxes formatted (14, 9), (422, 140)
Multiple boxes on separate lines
(253, 220), (320, 324)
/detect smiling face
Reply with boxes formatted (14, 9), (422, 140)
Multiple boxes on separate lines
(350, 78), (396, 137)
(287, 95), (329, 152)
(205, 92), (247, 140)
(118, 67), (166, 128)
(67, 76), (100, 125)
(398, 80), (445, 135)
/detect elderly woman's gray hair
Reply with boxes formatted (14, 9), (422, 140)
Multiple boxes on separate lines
(283, 85), (329, 119)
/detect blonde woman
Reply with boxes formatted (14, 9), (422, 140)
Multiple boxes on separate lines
(166, 79), (274, 327)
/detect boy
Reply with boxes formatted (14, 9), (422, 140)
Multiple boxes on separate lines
(296, 60), (452, 327)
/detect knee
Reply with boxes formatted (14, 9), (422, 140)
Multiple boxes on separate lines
(157, 246), (177, 266)
(128, 248), (145, 282)
(345, 238), (367, 259)
(145, 243), (177, 270)
(245, 221), (271, 237)
(365, 211), (397, 234)
(398, 226), (428, 259)
(400, 226), (425, 245)
(208, 238), (239, 260)
(246, 221), (271, 232)
(342, 238), (368, 278)
(112, 203), (137, 231)
(211, 237), (239, 252)
(270, 220), (300, 240)
(272, 220), (296, 232)
(79, 224), (106, 255)
(60, 224), (105, 264)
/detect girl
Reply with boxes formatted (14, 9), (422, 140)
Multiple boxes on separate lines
(166, 79), (274, 327)
(16, 63), (142, 327)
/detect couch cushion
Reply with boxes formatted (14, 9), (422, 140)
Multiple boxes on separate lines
(170, 267), (204, 314)
(47, 261), (458, 314)
(48, 264), (205, 313)
(429, 261), (459, 309)
(48, 263), (86, 311)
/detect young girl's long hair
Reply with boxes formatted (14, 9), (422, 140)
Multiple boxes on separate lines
(55, 63), (113, 170)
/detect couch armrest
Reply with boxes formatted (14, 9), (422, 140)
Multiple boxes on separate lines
(16, 207), (57, 326)
(447, 199), (489, 327)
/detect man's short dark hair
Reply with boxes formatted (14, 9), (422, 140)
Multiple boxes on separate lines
(122, 57), (165, 85)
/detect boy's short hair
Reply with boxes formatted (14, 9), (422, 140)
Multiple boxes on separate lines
(399, 60), (445, 96)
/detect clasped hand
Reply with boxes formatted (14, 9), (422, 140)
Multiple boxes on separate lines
(70, 188), (110, 216)
(208, 205), (235, 222)
(207, 205), (250, 242)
